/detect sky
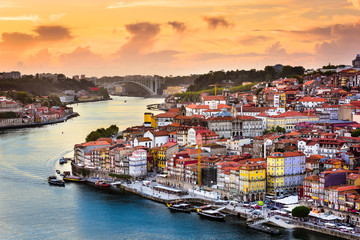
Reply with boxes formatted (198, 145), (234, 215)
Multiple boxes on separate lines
(1, 0), (360, 77)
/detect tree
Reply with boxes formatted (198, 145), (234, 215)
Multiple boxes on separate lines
(352, 129), (360, 137)
(97, 87), (110, 99)
(275, 126), (286, 133)
(292, 206), (310, 218)
(85, 125), (119, 142)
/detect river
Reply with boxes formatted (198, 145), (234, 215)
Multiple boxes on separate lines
(0, 96), (340, 240)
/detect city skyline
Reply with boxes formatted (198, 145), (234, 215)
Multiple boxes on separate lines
(1, 0), (360, 76)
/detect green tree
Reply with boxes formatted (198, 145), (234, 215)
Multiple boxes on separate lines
(85, 125), (119, 142)
(351, 129), (360, 137)
(15, 91), (33, 104)
(275, 126), (286, 133)
(292, 206), (310, 218)
(98, 87), (110, 99)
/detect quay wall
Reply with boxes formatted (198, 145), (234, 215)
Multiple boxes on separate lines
(156, 177), (230, 199)
(0, 112), (79, 130)
(294, 222), (355, 240)
(71, 162), (112, 179)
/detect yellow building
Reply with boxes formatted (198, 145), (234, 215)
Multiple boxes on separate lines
(239, 161), (266, 201)
(144, 112), (153, 127)
(266, 110), (319, 132)
(280, 92), (287, 109)
(149, 148), (159, 171)
(157, 147), (166, 170)
(163, 86), (187, 96)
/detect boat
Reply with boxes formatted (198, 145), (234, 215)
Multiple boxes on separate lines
(246, 223), (280, 235)
(63, 175), (86, 182)
(167, 202), (192, 213)
(48, 176), (65, 187)
(95, 180), (110, 187)
(59, 157), (67, 164)
(197, 207), (226, 221)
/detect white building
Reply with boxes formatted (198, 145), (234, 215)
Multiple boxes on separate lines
(129, 149), (147, 177)
(144, 130), (169, 148)
(297, 140), (319, 157)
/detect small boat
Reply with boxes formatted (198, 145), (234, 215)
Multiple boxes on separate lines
(246, 223), (280, 235)
(63, 175), (86, 182)
(167, 203), (192, 213)
(59, 157), (67, 164)
(197, 207), (226, 221)
(95, 180), (110, 187)
(48, 176), (65, 187)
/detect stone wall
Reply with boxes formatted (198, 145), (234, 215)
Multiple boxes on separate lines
(156, 177), (230, 199)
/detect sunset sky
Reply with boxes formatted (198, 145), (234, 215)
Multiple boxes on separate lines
(1, 0), (360, 77)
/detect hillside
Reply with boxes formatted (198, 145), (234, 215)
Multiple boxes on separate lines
(0, 77), (95, 96)
(187, 65), (305, 92)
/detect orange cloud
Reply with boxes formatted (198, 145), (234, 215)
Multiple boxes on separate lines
(315, 21), (360, 64)
(202, 16), (232, 30)
(118, 22), (160, 55)
(0, 25), (72, 51)
(34, 25), (72, 41)
(167, 21), (186, 33)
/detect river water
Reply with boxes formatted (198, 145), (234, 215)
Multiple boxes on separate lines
(0, 96), (339, 240)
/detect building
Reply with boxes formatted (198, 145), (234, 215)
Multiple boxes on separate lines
(0, 71), (21, 79)
(267, 151), (306, 197)
(129, 149), (147, 177)
(157, 142), (179, 172)
(353, 54), (360, 68)
(266, 111), (319, 132)
(239, 161), (266, 201)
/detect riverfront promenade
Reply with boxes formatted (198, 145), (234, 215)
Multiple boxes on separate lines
(112, 178), (358, 240)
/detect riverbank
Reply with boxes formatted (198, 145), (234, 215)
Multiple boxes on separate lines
(0, 112), (79, 130)
(66, 97), (113, 105)
(72, 162), (356, 240)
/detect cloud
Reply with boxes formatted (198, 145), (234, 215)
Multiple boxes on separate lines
(0, 32), (35, 50)
(108, 0), (271, 8)
(34, 25), (72, 41)
(117, 22), (160, 55)
(59, 46), (105, 74)
(348, 0), (360, 9)
(0, 15), (40, 23)
(0, 25), (72, 50)
(315, 21), (360, 64)
(167, 21), (186, 33)
(202, 16), (232, 30)
(27, 48), (54, 70)
(239, 35), (272, 45)
(265, 42), (287, 56)
(49, 13), (67, 22)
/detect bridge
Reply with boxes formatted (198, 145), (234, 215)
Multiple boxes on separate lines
(96, 76), (163, 96)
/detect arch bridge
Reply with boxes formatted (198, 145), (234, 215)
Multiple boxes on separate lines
(97, 77), (162, 96)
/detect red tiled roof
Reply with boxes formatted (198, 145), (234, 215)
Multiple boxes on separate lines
(202, 95), (226, 101)
(154, 112), (178, 118)
(237, 115), (257, 120)
(298, 96), (327, 102)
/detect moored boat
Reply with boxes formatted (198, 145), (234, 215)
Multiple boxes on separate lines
(197, 207), (226, 221)
(48, 176), (65, 187)
(167, 203), (192, 213)
(63, 175), (86, 182)
(95, 180), (110, 187)
(59, 157), (67, 164)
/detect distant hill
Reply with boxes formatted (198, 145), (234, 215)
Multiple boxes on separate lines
(187, 66), (305, 92)
(0, 77), (95, 96)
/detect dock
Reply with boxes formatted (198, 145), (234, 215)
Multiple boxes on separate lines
(247, 219), (280, 235)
